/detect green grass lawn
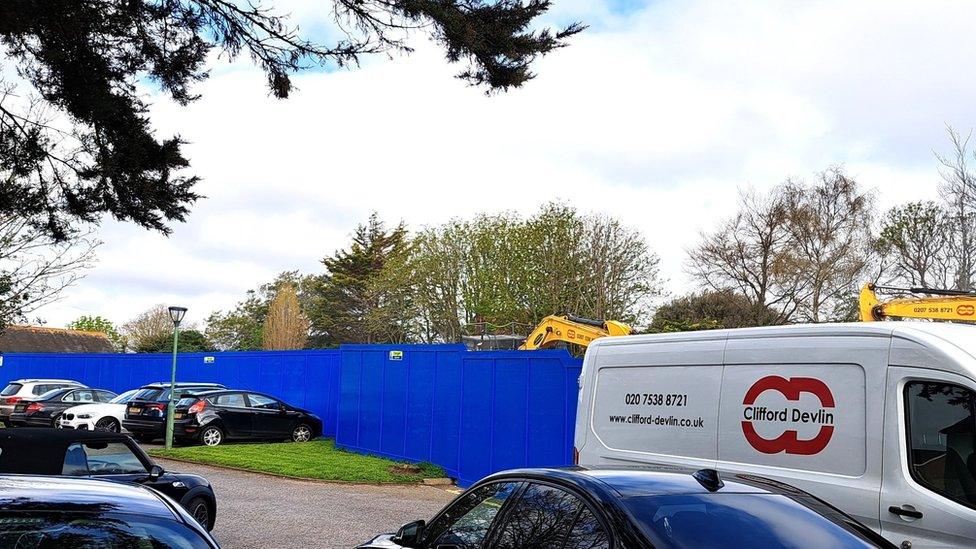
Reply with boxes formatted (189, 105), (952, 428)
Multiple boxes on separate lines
(149, 439), (445, 484)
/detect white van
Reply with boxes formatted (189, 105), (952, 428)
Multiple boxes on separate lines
(575, 322), (976, 548)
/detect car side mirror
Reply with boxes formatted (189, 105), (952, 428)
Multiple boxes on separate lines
(147, 464), (164, 481)
(393, 520), (425, 548)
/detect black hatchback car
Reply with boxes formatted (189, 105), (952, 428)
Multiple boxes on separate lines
(8, 386), (117, 427)
(123, 382), (226, 443)
(0, 428), (218, 530)
(172, 389), (323, 446)
(358, 466), (897, 549)
(0, 474), (219, 547)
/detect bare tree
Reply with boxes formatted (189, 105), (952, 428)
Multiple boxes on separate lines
(782, 168), (876, 322)
(877, 201), (954, 288)
(262, 283), (309, 350)
(0, 215), (98, 327)
(936, 126), (976, 290)
(686, 187), (799, 322)
(122, 305), (176, 352)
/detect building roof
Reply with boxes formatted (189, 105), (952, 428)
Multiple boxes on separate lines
(0, 325), (115, 354)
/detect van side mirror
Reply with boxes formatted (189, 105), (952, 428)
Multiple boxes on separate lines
(147, 464), (164, 481)
(393, 520), (425, 548)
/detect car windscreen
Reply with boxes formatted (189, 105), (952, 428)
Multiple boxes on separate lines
(132, 388), (165, 401)
(111, 389), (140, 404)
(0, 383), (22, 397)
(0, 511), (212, 548)
(624, 493), (884, 548)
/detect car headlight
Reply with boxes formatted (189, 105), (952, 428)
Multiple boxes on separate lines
(76, 414), (91, 419)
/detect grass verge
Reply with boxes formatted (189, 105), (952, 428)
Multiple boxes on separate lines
(148, 439), (445, 484)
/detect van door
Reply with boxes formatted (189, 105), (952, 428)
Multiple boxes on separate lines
(881, 367), (976, 547)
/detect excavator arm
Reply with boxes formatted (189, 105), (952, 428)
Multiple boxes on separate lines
(519, 315), (632, 350)
(859, 283), (976, 321)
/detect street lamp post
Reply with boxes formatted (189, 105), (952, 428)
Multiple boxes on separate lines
(165, 306), (187, 450)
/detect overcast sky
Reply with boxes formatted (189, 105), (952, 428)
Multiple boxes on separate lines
(32, 0), (976, 328)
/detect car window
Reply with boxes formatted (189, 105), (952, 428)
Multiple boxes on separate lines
(906, 381), (976, 507)
(110, 390), (139, 404)
(132, 388), (163, 401)
(627, 493), (879, 548)
(95, 391), (117, 402)
(246, 394), (279, 409)
(494, 483), (596, 549)
(62, 442), (147, 476)
(36, 389), (62, 400)
(565, 505), (610, 549)
(1, 383), (22, 397)
(427, 482), (521, 549)
(215, 393), (247, 408)
(0, 512), (213, 548)
(63, 390), (95, 403)
(32, 384), (52, 396)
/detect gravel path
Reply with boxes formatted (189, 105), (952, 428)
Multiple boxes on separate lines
(155, 458), (458, 548)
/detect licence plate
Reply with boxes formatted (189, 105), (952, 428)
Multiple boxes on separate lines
(128, 407), (143, 414)
(174, 412), (184, 419)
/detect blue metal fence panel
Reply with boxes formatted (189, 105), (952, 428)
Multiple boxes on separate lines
(0, 350), (341, 437)
(335, 345), (583, 487)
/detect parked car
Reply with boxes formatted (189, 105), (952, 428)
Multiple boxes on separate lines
(59, 388), (140, 432)
(0, 474), (219, 547)
(123, 382), (226, 443)
(575, 322), (976, 547)
(0, 378), (85, 425)
(357, 466), (897, 549)
(7, 386), (117, 428)
(0, 428), (218, 530)
(173, 389), (323, 446)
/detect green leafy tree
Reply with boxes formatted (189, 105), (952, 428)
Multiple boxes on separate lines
(648, 291), (782, 333)
(205, 271), (308, 351)
(306, 213), (410, 345)
(66, 315), (125, 352)
(0, 1), (581, 240)
(135, 329), (215, 353)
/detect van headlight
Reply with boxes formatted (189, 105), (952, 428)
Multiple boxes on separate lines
(76, 414), (91, 419)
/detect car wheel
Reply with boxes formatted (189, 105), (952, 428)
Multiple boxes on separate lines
(50, 413), (63, 428)
(94, 417), (120, 432)
(185, 496), (214, 530)
(200, 426), (223, 447)
(291, 424), (312, 443)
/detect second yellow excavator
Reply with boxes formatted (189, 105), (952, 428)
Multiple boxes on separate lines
(859, 283), (976, 322)
(519, 315), (632, 351)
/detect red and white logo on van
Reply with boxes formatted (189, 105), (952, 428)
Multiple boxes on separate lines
(740, 376), (835, 456)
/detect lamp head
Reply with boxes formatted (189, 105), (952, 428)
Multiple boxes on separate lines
(168, 306), (188, 326)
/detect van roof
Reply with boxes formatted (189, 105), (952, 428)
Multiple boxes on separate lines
(589, 321), (976, 377)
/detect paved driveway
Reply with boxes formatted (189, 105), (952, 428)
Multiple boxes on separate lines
(155, 458), (457, 549)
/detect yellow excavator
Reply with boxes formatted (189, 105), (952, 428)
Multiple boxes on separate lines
(519, 315), (632, 350)
(859, 283), (976, 322)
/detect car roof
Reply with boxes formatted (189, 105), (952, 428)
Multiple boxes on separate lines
(0, 428), (136, 475)
(483, 465), (804, 499)
(10, 379), (83, 384)
(140, 382), (226, 389)
(0, 475), (176, 519)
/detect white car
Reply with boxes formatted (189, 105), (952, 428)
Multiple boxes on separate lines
(59, 389), (139, 432)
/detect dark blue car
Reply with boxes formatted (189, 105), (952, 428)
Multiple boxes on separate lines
(358, 466), (897, 549)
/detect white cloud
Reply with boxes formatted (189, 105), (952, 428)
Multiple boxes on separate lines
(33, 0), (968, 327)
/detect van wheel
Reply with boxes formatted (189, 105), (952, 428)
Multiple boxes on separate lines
(95, 417), (120, 432)
(200, 426), (223, 447)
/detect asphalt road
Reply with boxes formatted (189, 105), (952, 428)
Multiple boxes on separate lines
(155, 458), (457, 549)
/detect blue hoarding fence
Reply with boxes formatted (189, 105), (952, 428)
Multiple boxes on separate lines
(336, 344), (583, 486)
(0, 350), (341, 437)
(0, 344), (583, 486)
